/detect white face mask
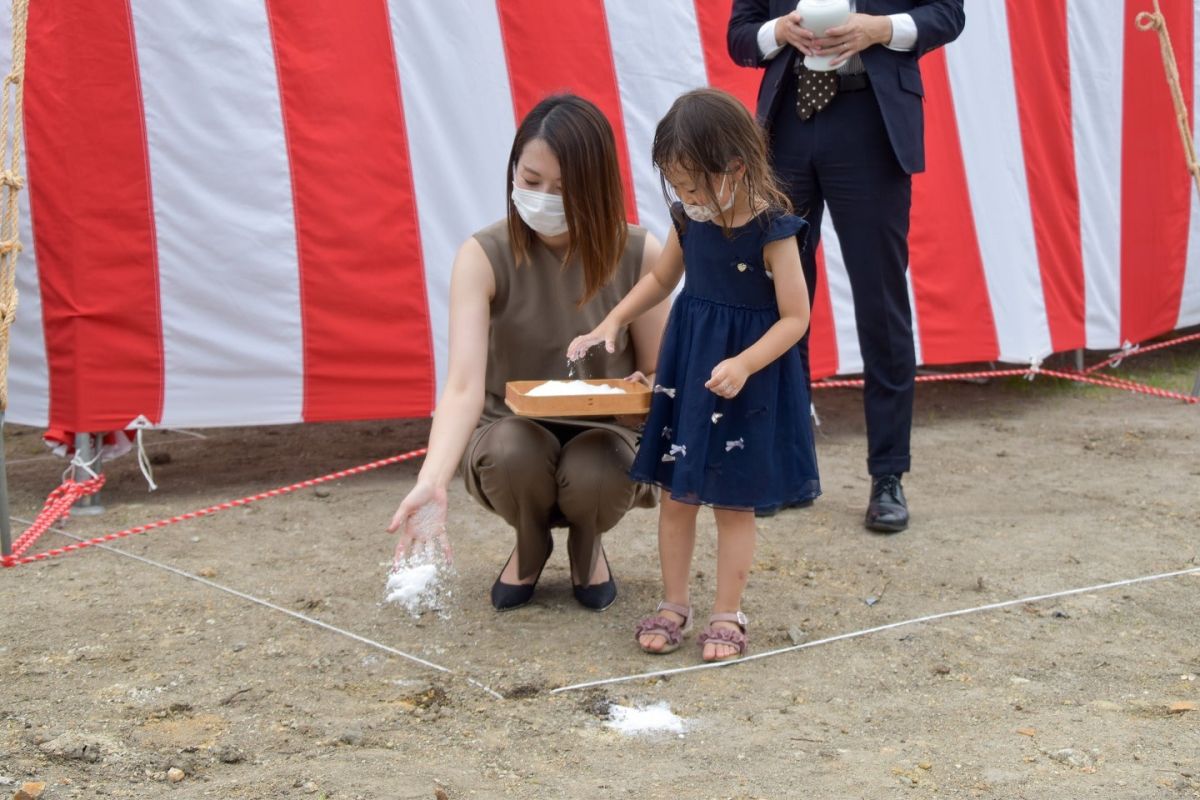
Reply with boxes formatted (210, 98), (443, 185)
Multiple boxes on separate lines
(512, 185), (569, 237)
(681, 174), (736, 223)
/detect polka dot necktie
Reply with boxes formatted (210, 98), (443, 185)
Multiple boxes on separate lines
(795, 61), (838, 121)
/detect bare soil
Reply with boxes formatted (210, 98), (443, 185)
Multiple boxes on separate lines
(1, 347), (1198, 799)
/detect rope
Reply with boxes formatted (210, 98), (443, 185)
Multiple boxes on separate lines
(7, 475), (103, 557)
(813, 363), (1199, 404)
(1136, 1), (1200, 195)
(1084, 331), (1200, 374)
(811, 345), (1200, 402)
(551, 564), (1200, 694)
(0, 0), (28, 411)
(6, 448), (106, 556)
(12, 515), (505, 700)
(1, 447), (427, 567)
(126, 416), (162, 491)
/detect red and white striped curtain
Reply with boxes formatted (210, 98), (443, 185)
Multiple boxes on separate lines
(4, 1), (1199, 433)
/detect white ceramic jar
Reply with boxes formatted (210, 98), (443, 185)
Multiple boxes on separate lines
(797, 0), (851, 72)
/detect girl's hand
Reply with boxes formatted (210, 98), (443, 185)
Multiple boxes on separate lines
(705, 358), (750, 399)
(387, 482), (452, 564)
(567, 321), (620, 362)
(624, 370), (651, 387)
(616, 370), (653, 428)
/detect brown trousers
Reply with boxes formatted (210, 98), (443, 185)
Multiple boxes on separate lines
(463, 417), (656, 582)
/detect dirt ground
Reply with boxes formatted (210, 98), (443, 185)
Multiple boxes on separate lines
(1, 344), (1199, 800)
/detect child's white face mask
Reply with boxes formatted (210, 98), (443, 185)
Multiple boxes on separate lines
(682, 174), (736, 223)
(512, 185), (569, 236)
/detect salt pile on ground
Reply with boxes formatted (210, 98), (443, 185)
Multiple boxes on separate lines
(526, 380), (627, 397)
(385, 504), (454, 617)
(605, 702), (689, 735)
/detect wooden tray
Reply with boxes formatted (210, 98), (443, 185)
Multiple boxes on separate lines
(505, 379), (651, 418)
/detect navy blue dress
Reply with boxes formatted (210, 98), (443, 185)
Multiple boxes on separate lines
(629, 205), (821, 511)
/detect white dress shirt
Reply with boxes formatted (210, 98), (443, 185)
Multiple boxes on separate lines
(757, 3), (917, 74)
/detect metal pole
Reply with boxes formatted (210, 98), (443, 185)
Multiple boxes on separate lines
(1074, 348), (1085, 372)
(0, 411), (10, 557)
(1192, 368), (1200, 398)
(72, 432), (104, 515)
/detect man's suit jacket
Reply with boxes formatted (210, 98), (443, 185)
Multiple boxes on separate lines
(728, 0), (965, 174)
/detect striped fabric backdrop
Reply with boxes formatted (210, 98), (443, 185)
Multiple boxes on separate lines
(3, 0), (1199, 432)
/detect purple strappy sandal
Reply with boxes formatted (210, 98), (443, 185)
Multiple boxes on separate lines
(697, 611), (749, 662)
(634, 601), (693, 654)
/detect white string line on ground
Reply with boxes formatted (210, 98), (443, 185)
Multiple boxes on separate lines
(551, 565), (1200, 695)
(161, 428), (210, 440)
(13, 517), (505, 701)
(6, 432), (210, 466)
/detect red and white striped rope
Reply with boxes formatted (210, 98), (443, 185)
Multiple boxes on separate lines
(2, 447), (427, 568)
(6, 345), (1197, 569)
(815, 367), (1028, 390)
(1083, 331), (1200, 375)
(1037, 367), (1198, 402)
(8, 475), (105, 557)
(814, 366), (1199, 404)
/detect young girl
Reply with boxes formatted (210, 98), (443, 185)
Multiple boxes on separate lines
(567, 88), (821, 662)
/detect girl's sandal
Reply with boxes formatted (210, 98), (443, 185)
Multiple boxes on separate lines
(634, 601), (693, 654)
(698, 611), (749, 662)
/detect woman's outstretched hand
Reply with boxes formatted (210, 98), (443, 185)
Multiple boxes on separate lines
(567, 320), (620, 363)
(388, 481), (452, 564)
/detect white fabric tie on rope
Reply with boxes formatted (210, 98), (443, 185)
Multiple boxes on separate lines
(1108, 340), (1139, 369)
(127, 414), (159, 491)
(64, 449), (102, 484)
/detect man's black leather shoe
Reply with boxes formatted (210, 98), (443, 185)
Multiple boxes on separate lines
(865, 474), (908, 533)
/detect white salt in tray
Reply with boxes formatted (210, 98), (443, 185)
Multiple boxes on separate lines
(504, 379), (651, 417)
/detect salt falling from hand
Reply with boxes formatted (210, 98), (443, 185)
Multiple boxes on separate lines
(386, 563), (439, 606)
(386, 549), (454, 618)
(385, 503), (455, 618)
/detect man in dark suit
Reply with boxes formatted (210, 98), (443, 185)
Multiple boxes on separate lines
(729, 0), (964, 533)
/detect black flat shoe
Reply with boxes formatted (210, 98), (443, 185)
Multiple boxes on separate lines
(490, 535), (553, 611)
(865, 474), (908, 533)
(754, 498), (815, 518)
(571, 544), (617, 612)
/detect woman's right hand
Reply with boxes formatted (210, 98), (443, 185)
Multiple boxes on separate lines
(567, 320), (620, 362)
(387, 481), (452, 564)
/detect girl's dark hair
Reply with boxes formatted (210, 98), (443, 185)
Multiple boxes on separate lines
(506, 94), (628, 306)
(652, 88), (792, 231)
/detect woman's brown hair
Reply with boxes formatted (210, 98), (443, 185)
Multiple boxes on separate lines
(652, 88), (792, 232)
(506, 94), (628, 306)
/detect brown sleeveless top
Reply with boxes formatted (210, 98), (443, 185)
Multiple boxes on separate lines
(472, 219), (648, 446)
